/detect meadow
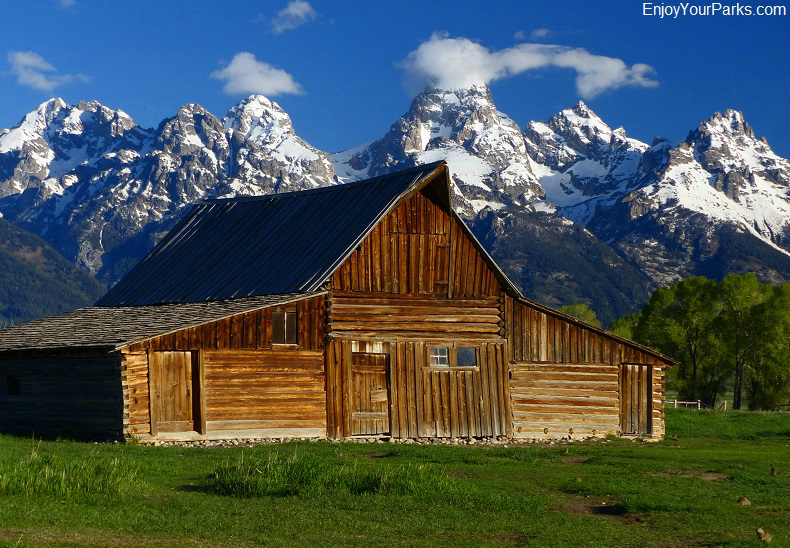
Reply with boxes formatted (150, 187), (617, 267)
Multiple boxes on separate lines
(0, 408), (787, 546)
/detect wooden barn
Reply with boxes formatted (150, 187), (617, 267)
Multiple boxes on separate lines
(0, 162), (674, 442)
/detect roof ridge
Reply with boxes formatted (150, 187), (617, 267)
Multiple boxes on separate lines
(200, 161), (446, 204)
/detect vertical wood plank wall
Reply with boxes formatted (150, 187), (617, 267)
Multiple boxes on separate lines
(0, 354), (124, 439)
(506, 297), (671, 439)
(325, 340), (509, 439)
(331, 191), (500, 297)
(120, 295), (326, 438)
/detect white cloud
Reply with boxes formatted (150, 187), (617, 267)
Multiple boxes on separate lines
(514, 28), (552, 40)
(530, 28), (551, 39)
(210, 52), (304, 96)
(270, 0), (317, 34)
(7, 51), (89, 91)
(59, 0), (76, 8)
(401, 34), (658, 98)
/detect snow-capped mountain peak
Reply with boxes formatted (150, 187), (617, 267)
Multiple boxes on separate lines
(223, 94), (335, 186)
(525, 101), (649, 207)
(333, 83), (543, 216)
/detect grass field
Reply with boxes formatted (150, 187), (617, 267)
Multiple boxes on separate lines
(0, 409), (787, 547)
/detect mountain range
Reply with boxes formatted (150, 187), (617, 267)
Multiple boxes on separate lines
(1, 84), (788, 325)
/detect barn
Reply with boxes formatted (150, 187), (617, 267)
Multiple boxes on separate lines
(0, 162), (674, 442)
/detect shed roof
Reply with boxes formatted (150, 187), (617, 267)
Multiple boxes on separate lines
(0, 293), (319, 352)
(97, 162), (454, 306)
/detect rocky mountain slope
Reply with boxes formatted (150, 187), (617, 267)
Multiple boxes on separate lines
(334, 85), (544, 218)
(1, 86), (788, 324)
(0, 96), (336, 284)
(561, 110), (790, 285)
(0, 218), (104, 327)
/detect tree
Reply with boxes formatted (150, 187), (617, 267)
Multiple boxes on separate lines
(558, 303), (601, 327)
(743, 282), (790, 410)
(718, 273), (771, 410)
(634, 277), (724, 405)
(610, 312), (640, 340)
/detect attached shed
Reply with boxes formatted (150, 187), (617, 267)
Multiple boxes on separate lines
(0, 162), (674, 441)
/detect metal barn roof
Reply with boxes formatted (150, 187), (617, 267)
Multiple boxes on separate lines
(97, 162), (448, 307)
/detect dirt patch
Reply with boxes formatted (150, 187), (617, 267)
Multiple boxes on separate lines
(646, 470), (728, 482)
(560, 456), (590, 465)
(551, 497), (651, 526)
(361, 453), (394, 460)
(699, 472), (728, 482)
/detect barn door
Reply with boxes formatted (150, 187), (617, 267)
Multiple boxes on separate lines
(350, 352), (390, 435)
(150, 351), (196, 433)
(620, 364), (652, 436)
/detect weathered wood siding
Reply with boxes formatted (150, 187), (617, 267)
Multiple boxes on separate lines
(324, 190), (511, 439)
(127, 297), (324, 353)
(329, 291), (504, 342)
(331, 191), (500, 298)
(510, 363), (620, 439)
(122, 351), (150, 436)
(506, 298), (671, 439)
(121, 295), (326, 438)
(0, 353), (123, 439)
(325, 340), (509, 439)
(203, 349), (325, 435)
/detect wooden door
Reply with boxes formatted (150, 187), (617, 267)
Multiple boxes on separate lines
(621, 364), (652, 436)
(151, 351), (195, 433)
(351, 352), (389, 435)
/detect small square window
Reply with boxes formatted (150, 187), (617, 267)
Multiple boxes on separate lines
(430, 347), (449, 367)
(457, 347), (477, 367)
(272, 311), (297, 345)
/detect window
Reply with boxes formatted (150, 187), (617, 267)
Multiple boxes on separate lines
(430, 347), (449, 366)
(272, 311), (297, 345)
(426, 345), (479, 369)
(456, 347), (477, 367)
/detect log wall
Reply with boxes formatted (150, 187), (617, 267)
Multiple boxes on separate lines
(0, 353), (123, 439)
(203, 349), (325, 436)
(328, 291), (505, 342)
(506, 298), (671, 439)
(510, 362), (620, 439)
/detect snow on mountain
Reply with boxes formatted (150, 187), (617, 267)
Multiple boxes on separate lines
(222, 95), (335, 188)
(524, 101), (649, 209)
(0, 97), (336, 283)
(565, 109), (790, 285)
(0, 89), (787, 311)
(332, 84), (543, 217)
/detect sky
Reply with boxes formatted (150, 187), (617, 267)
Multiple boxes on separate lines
(1, 1), (789, 156)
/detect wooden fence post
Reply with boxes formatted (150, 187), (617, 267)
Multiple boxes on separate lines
(697, 400), (701, 410)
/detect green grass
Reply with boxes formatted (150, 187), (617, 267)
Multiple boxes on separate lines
(0, 443), (137, 499)
(0, 409), (787, 546)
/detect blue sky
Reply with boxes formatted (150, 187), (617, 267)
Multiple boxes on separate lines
(1, 1), (788, 156)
